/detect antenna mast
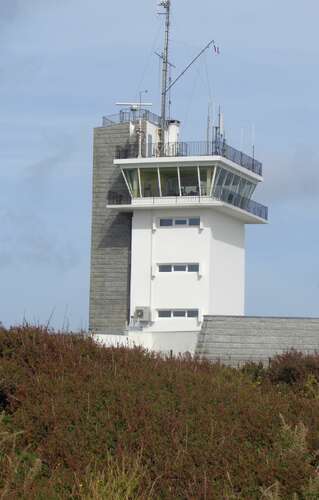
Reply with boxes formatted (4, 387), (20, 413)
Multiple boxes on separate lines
(159, 0), (171, 148)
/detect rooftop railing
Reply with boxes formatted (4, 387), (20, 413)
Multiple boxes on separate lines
(115, 140), (263, 176)
(103, 109), (161, 128)
(107, 189), (268, 221)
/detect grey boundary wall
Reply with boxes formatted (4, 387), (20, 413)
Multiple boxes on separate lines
(89, 124), (133, 335)
(196, 316), (319, 366)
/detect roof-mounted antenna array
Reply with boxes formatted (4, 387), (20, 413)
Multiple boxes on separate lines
(157, 1), (221, 154)
(158, 0), (171, 150)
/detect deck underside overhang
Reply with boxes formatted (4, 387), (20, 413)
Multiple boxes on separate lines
(107, 198), (267, 224)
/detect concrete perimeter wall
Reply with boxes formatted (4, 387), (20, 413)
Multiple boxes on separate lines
(89, 124), (133, 335)
(196, 316), (319, 366)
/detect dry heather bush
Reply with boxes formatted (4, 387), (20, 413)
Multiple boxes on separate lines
(1, 326), (319, 498)
(0, 414), (42, 499)
(266, 350), (319, 388)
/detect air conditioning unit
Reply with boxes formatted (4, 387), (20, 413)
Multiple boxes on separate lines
(134, 307), (151, 322)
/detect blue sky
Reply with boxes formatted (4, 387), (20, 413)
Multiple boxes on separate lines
(1, 0), (318, 329)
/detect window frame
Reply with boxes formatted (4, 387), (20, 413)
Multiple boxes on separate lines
(187, 263), (199, 273)
(158, 309), (199, 319)
(157, 263), (200, 274)
(173, 264), (187, 272)
(188, 217), (200, 227)
(159, 218), (173, 227)
(158, 217), (201, 228)
(158, 310), (172, 318)
(173, 310), (186, 317)
(174, 218), (188, 226)
(187, 309), (199, 318)
(158, 264), (172, 273)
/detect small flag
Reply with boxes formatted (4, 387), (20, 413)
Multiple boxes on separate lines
(213, 44), (220, 55)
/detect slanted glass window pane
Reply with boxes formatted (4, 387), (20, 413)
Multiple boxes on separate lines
(188, 264), (199, 273)
(200, 166), (214, 195)
(173, 310), (186, 317)
(158, 310), (171, 318)
(174, 219), (187, 226)
(231, 174), (240, 193)
(224, 172), (234, 189)
(159, 168), (179, 196)
(215, 167), (226, 187)
(159, 265), (172, 272)
(123, 169), (140, 197)
(173, 264), (187, 272)
(179, 167), (199, 196)
(187, 310), (199, 318)
(189, 217), (200, 226)
(140, 168), (159, 197)
(160, 218), (173, 227)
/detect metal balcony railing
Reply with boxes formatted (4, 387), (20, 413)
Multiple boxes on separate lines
(107, 189), (268, 221)
(115, 140), (262, 176)
(212, 186), (268, 220)
(103, 110), (161, 128)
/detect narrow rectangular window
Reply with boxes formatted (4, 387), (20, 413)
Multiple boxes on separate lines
(173, 264), (187, 272)
(187, 310), (199, 318)
(173, 310), (186, 317)
(189, 217), (200, 226)
(174, 219), (187, 226)
(188, 264), (199, 273)
(160, 218), (173, 227)
(159, 265), (172, 273)
(158, 310), (172, 318)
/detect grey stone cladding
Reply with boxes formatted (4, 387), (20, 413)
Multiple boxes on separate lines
(89, 123), (134, 335)
(196, 316), (319, 366)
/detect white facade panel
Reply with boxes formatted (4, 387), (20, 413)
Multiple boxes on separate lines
(130, 208), (245, 332)
(94, 330), (199, 356)
(130, 210), (152, 311)
(208, 211), (245, 315)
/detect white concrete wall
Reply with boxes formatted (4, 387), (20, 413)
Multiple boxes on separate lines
(130, 208), (245, 332)
(208, 211), (245, 315)
(94, 330), (199, 356)
(146, 122), (159, 149)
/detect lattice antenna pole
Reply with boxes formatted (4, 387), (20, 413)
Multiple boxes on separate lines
(159, 0), (171, 150)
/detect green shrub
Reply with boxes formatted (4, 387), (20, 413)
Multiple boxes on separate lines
(0, 326), (319, 498)
(241, 361), (266, 383)
(267, 350), (319, 388)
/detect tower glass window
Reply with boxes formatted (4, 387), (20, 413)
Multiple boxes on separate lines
(189, 217), (200, 226)
(140, 168), (160, 197)
(159, 168), (179, 196)
(179, 167), (199, 196)
(188, 264), (199, 272)
(187, 310), (199, 318)
(123, 169), (140, 197)
(214, 167), (227, 191)
(231, 174), (240, 193)
(159, 264), (172, 272)
(200, 166), (214, 195)
(160, 218), (173, 226)
(173, 264), (187, 272)
(158, 310), (172, 318)
(174, 219), (187, 226)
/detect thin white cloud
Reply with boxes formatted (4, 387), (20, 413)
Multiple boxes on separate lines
(259, 146), (319, 203)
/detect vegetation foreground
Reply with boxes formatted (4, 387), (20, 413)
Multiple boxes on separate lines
(1, 327), (319, 498)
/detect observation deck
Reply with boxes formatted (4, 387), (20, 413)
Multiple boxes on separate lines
(102, 110), (262, 177)
(116, 140), (262, 177)
(103, 111), (268, 223)
(107, 190), (268, 223)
